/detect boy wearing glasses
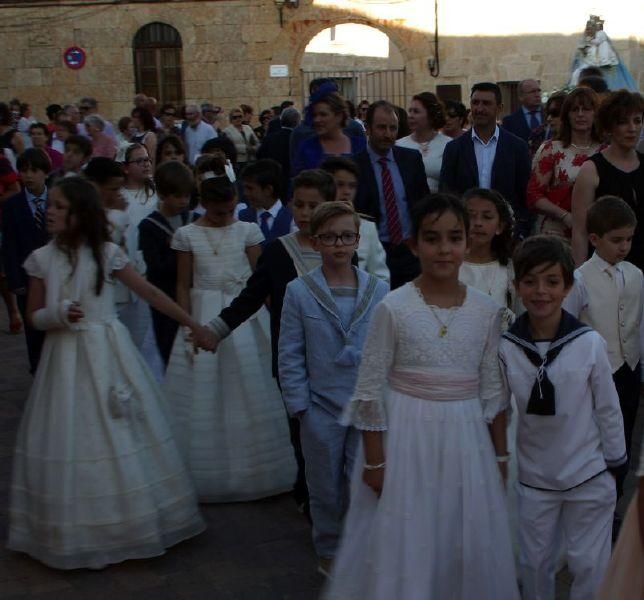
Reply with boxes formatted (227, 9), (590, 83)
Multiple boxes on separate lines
(278, 201), (388, 577)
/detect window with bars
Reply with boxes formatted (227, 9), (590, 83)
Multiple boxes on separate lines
(133, 23), (184, 106)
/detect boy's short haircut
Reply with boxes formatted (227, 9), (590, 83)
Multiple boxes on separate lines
(292, 169), (336, 203)
(64, 135), (93, 158)
(155, 161), (195, 197)
(586, 195), (637, 236)
(310, 201), (361, 236)
(320, 156), (360, 180)
(241, 159), (282, 197)
(84, 157), (123, 184)
(513, 234), (574, 288)
(28, 122), (48, 136)
(16, 148), (51, 174)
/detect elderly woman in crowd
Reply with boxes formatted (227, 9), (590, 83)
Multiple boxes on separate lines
(292, 88), (366, 175)
(442, 100), (468, 138)
(396, 92), (450, 192)
(527, 87), (601, 238)
(224, 107), (259, 173)
(572, 89), (644, 267)
(85, 114), (117, 159)
(543, 91), (567, 140)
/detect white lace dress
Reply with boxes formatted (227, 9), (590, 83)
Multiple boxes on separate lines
(8, 242), (205, 570)
(459, 259), (520, 551)
(164, 221), (295, 502)
(325, 283), (519, 600)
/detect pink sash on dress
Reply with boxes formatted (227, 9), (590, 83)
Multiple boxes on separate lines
(388, 368), (479, 402)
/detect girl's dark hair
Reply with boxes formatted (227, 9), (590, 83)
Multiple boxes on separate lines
(131, 107), (156, 133)
(195, 154), (227, 176)
(156, 134), (186, 165)
(53, 177), (110, 295)
(200, 176), (236, 205)
(410, 193), (469, 239)
(123, 143), (155, 198)
(394, 105), (410, 139)
(201, 136), (237, 165)
(84, 157), (124, 184)
(462, 188), (515, 265)
(412, 92), (446, 130)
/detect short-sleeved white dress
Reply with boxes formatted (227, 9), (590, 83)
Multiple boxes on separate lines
(164, 221), (295, 502)
(8, 242), (205, 570)
(325, 283), (519, 599)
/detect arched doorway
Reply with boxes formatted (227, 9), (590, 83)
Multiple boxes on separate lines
(300, 24), (406, 107)
(133, 22), (184, 105)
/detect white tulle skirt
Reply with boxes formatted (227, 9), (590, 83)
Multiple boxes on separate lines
(325, 389), (519, 600)
(164, 287), (295, 502)
(8, 320), (205, 570)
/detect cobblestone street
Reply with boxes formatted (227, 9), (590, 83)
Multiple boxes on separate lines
(0, 310), (641, 599)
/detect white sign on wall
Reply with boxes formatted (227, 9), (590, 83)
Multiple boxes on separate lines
(270, 64), (289, 78)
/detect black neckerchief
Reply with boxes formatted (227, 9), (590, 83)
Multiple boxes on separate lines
(502, 310), (592, 416)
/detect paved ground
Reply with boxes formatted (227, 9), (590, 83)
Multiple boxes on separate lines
(0, 310), (641, 599)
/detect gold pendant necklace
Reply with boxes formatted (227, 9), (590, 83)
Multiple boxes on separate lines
(415, 282), (464, 338)
(202, 224), (229, 255)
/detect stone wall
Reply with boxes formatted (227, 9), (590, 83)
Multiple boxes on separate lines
(0, 0), (640, 124)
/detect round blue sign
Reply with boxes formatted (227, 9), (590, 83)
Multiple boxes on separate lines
(63, 46), (86, 70)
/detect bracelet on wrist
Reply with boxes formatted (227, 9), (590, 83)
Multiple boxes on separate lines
(496, 455), (510, 463)
(364, 462), (386, 471)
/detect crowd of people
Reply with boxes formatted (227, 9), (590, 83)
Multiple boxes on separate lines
(1, 69), (644, 599)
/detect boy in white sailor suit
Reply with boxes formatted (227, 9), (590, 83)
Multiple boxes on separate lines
(564, 196), (644, 502)
(500, 235), (626, 600)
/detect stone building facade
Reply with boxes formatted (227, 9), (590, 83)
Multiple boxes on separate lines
(0, 0), (641, 122)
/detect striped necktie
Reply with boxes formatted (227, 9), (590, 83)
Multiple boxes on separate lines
(378, 157), (403, 245)
(34, 198), (46, 230)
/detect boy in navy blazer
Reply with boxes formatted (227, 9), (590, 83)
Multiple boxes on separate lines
(2, 148), (52, 372)
(279, 201), (388, 575)
(238, 159), (294, 246)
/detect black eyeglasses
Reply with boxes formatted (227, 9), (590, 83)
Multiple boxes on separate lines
(79, 106), (91, 111)
(128, 157), (151, 165)
(547, 110), (561, 117)
(315, 232), (359, 246)
(231, 115), (242, 120)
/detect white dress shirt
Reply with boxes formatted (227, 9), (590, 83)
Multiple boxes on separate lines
(471, 126), (499, 189)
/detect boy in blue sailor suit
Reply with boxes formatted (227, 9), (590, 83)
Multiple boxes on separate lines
(500, 235), (626, 600)
(238, 159), (294, 246)
(278, 201), (388, 577)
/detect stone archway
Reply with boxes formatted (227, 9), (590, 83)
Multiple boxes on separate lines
(299, 23), (407, 106)
(267, 7), (432, 105)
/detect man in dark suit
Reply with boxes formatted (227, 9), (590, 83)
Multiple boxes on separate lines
(353, 100), (429, 289)
(256, 107), (300, 201)
(501, 78), (544, 145)
(440, 82), (532, 239)
(2, 148), (51, 373)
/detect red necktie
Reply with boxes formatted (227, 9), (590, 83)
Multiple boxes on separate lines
(378, 157), (403, 245)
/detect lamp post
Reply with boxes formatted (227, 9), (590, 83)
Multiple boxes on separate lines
(274, 0), (299, 28)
